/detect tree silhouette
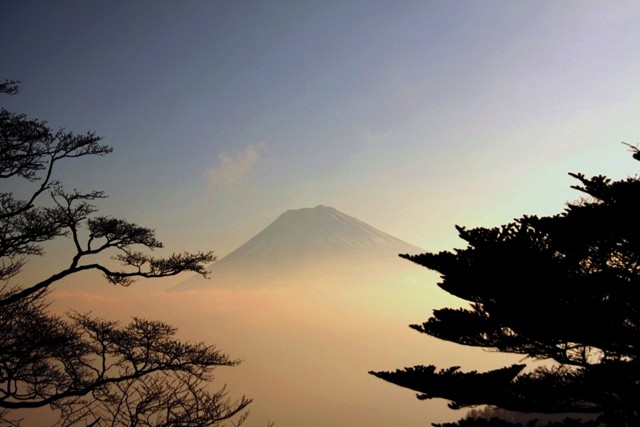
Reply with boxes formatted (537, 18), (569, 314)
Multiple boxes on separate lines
(371, 147), (640, 426)
(0, 81), (250, 426)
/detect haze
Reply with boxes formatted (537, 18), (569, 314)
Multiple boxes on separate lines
(3, 1), (640, 426)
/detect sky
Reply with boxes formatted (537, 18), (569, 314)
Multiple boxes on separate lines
(3, 1), (640, 425)
(3, 1), (640, 259)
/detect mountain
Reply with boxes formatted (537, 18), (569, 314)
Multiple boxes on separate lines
(173, 205), (423, 290)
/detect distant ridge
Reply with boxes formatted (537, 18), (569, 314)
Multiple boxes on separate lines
(173, 205), (422, 290)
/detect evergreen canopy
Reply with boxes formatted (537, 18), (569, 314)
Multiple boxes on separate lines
(371, 148), (640, 426)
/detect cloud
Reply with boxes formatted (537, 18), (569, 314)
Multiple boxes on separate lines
(208, 142), (265, 189)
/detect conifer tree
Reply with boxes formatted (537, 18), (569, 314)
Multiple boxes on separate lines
(371, 147), (640, 426)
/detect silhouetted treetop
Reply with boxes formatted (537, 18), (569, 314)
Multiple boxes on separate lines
(0, 98), (214, 304)
(1, 81), (247, 426)
(372, 144), (640, 426)
(0, 80), (19, 95)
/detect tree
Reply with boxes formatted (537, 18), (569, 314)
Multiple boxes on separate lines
(0, 80), (251, 426)
(370, 147), (640, 426)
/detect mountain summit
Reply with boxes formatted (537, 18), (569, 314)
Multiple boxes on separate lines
(174, 205), (422, 290)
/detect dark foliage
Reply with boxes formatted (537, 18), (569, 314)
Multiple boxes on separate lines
(433, 417), (599, 427)
(1, 82), (249, 426)
(371, 146), (640, 426)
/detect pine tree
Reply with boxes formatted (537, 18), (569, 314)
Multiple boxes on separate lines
(371, 147), (640, 426)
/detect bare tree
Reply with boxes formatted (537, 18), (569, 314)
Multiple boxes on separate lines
(0, 81), (250, 426)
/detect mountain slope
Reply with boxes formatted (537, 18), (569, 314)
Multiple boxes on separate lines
(174, 205), (422, 290)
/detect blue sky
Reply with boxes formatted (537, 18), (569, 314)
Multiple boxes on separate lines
(3, 1), (640, 258)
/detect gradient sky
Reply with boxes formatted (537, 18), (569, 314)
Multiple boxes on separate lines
(4, 2), (640, 426)
(3, 1), (640, 258)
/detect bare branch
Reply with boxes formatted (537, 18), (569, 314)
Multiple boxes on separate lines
(1, 82), (245, 426)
